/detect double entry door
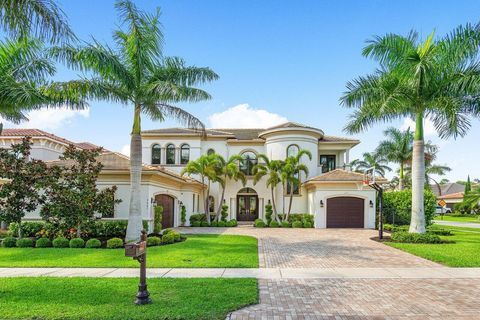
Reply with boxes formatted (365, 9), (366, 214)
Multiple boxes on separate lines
(237, 195), (258, 221)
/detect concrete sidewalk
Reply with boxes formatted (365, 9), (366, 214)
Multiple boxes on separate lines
(1, 267), (480, 279)
(434, 219), (480, 229)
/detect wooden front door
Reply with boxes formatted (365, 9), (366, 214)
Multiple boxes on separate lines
(237, 195), (258, 221)
(155, 194), (175, 228)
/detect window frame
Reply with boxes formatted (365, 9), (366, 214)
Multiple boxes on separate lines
(239, 151), (258, 176)
(151, 144), (161, 165)
(207, 148), (215, 155)
(180, 144), (190, 164)
(166, 144), (176, 165)
(286, 144), (299, 158)
(320, 154), (336, 173)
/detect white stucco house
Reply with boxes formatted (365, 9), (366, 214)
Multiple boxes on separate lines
(1, 123), (381, 229)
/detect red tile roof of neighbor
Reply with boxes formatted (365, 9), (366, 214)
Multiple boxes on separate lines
(437, 192), (464, 200)
(1, 128), (107, 151)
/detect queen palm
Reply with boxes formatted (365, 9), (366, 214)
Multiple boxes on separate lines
(341, 25), (480, 233)
(54, 0), (218, 241)
(252, 155), (284, 222)
(351, 152), (391, 177)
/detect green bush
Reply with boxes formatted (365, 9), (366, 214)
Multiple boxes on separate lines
(35, 237), (52, 248)
(218, 221), (226, 227)
(210, 221), (219, 227)
(221, 204), (229, 222)
(153, 205), (163, 234)
(16, 238), (34, 248)
(84, 220), (149, 239)
(292, 221), (303, 228)
(162, 233), (175, 244)
(2, 237), (17, 247)
(8, 221), (45, 237)
(52, 237), (70, 248)
(85, 238), (102, 248)
(227, 219), (237, 227)
(303, 221), (313, 228)
(189, 213), (206, 225)
(427, 228), (453, 236)
(265, 203), (273, 225)
(106, 237), (123, 249)
(383, 189), (436, 225)
(391, 231), (443, 244)
(281, 221), (290, 228)
(254, 219), (266, 228)
(200, 221), (210, 227)
(69, 238), (85, 248)
(181, 205), (187, 226)
(191, 221), (201, 227)
(269, 220), (279, 228)
(147, 236), (161, 246)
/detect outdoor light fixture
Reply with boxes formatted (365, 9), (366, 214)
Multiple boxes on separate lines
(369, 200), (374, 208)
(320, 200), (324, 207)
(268, 199), (271, 205)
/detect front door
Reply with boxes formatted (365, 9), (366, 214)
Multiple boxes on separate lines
(155, 194), (175, 228)
(237, 195), (258, 221)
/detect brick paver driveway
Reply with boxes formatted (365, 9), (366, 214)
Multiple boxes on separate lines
(177, 227), (439, 268)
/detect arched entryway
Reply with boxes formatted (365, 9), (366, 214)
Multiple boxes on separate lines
(154, 194), (175, 228)
(237, 188), (258, 221)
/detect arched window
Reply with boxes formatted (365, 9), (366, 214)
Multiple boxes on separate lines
(286, 144), (299, 158)
(207, 148), (215, 155)
(151, 144), (161, 164)
(208, 195), (215, 213)
(180, 144), (190, 164)
(166, 144), (175, 164)
(240, 151), (257, 176)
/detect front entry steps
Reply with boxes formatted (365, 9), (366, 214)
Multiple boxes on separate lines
(237, 221), (254, 227)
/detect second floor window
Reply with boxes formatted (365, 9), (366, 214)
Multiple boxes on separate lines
(240, 151), (257, 176)
(151, 144), (161, 164)
(166, 144), (175, 164)
(180, 144), (190, 164)
(320, 155), (336, 173)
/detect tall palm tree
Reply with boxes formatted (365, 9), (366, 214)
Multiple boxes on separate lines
(181, 154), (219, 224)
(341, 25), (480, 233)
(253, 155), (284, 222)
(351, 152), (392, 177)
(376, 127), (413, 189)
(0, 0), (74, 43)
(213, 154), (246, 221)
(282, 149), (312, 220)
(54, 0), (218, 241)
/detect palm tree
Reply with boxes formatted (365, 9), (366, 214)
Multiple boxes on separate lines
(182, 154), (219, 224)
(376, 127), (413, 189)
(0, 0), (74, 43)
(351, 152), (391, 177)
(253, 155), (284, 222)
(282, 149), (312, 220)
(213, 154), (246, 221)
(54, 0), (218, 241)
(341, 25), (480, 233)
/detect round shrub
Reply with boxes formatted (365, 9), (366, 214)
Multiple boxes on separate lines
(162, 233), (175, 244)
(227, 219), (238, 227)
(269, 220), (280, 228)
(2, 237), (17, 247)
(16, 238), (34, 248)
(106, 237), (124, 249)
(218, 221), (226, 227)
(35, 237), (52, 248)
(281, 221), (290, 228)
(254, 219), (266, 228)
(303, 222), (313, 228)
(200, 221), (210, 227)
(52, 237), (70, 248)
(391, 231), (443, 244)
(191, 221), (201, 227)
(292, 221), (303, 228)
(210, 221), (219, 227)
(85, 238), (102, 248)
(69, 238), (85, 248)
(179, 234), (187, 241)
(147, 236), (161, 247)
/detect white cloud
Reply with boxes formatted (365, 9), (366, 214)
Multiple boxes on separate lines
(2, 107), (90, 131)
(120, 144), (130, 156)
(208, 104), (288, 128)
(401, 117), (437, 136)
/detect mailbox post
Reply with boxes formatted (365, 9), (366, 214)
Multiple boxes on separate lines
(125, 230), (151, 305)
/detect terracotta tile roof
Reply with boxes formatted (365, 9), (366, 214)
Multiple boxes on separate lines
(265, 121), (319, 130)
(437, 192), (464, 200)
(306, 169), (387, 183)
(321, 135), (360, 143)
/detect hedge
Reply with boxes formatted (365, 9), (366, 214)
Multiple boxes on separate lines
(383, 189), (436, 226)
(391, 231), (443, 244)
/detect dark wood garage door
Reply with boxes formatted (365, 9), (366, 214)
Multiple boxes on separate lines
(327, 197), (364, 228)
(155, 194), (175, 229)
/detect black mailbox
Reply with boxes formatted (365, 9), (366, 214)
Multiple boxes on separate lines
(125, 241), (146, 258)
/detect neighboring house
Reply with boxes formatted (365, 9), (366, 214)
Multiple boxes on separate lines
(437, 192), (464, 210)
(430, 182), (465, 197)
(141, 122), (380, 229)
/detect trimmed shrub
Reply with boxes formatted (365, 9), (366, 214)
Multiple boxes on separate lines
(189, 213), (206, 225)
(180, 205), (187, 226)
(269, 220), (279, 228)
(218, 221), (226, 227)
(210, 221), (218, 227)
(254, 219), (266, 228)
(427, 228), (453, 236)
(281, 221), (290, 228)
(147, 236), (161, 246)
(191, 221), (201, 227)
(36, 237), (52, 248)
(228, 219), (238, 227)
(221, 204), (229, 222)
(84, 220), (149, 239)
(8, 221), (45, 237)
(52, 237), (70, 248)
(391, 231), (443, 244)
(2, 237), (17, 247)
(153, 205), (163, 234)
(69, 238), (85, 248)
(265, 203), (273, 225)
(180, 234), (187, 241)
(106, 237), (123, 249)
(200, 221), (210, 227)
(292, 221), (303, 228)
(383, 189), (436, 226)
(85, 238), (102, 248)
(303, 221), (313, 228)
(16, 238), (34, 248)
(162, 233), (175, 244)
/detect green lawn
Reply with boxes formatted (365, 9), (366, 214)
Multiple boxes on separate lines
(0, 234), (258, 268)
(386, 225), (480, 267)
(0, 277), (257, 320)
(434, 214), (480, 223)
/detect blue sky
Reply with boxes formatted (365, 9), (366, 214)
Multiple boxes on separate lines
(5, 0), (480, 181)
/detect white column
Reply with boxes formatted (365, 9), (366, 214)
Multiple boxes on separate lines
(345, 149), (350, 170)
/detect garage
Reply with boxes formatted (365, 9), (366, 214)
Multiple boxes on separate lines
(327, 197), (364, 228)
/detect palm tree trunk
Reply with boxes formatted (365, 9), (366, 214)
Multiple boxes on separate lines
(205, 181), (211, 223)
(409, 113), (426, 234)
(271, 187), (280, 222)
(398, 162), (405, 190)
(216, 183), (226, 221)
(286, 184), (294, 221)
(126, 105), (143, 242)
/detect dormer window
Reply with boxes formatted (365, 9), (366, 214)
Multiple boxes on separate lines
(166, 144), (175, 164)
(180, 144), (190, 164)
(151, 144), (161, 164)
